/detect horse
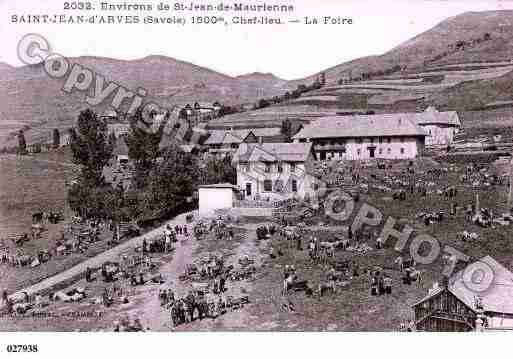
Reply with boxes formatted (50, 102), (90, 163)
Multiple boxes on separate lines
(318, 280), (336, 297)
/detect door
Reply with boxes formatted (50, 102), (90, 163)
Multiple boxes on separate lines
(369, 147), (375, 158)
(320, 151), (326, 160)
(246, 183), (252, 197)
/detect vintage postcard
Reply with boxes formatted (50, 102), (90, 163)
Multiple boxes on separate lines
(1, 0), (513, 354)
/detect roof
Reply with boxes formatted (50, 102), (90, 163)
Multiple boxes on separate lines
(204, 128), (282, 145)
(450, 256), (513, 315)
(198, 183), (239, 190)
(292, 114), (428, 140)
(413, 256), (513, 315)
(416, 107), (461, 126)
(234, 142), (313, 163)
(180, 144), (199, 153)
(204, 130), (243, 145)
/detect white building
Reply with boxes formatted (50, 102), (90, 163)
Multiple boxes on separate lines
(292, 115), (427, 160)
(233, 142), (317, 201)
(414, 106), (461, 146)
(198, 183), (239, 215)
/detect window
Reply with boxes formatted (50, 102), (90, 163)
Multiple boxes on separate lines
(357, 149), (361, 156)
(264, 180), (272, 192)
(265, 163), (271, 173)
(356, 138), (363, 144)
(275, 180), (284, 192)
(370, 137), (374, 144)
(379, 149), (383, 155)
(292, 179), (298, 192)
(378, 137), (383, 143)
(400, 138), (405, 143)
(387, 148), (391, 154)
(387, 138), (391, 143)
(290, 163), (296, 173)
(400, 148), (405, 154)
(277, 163), (283, 173)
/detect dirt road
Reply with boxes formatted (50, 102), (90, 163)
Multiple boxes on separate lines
(7, 211), (198, 302)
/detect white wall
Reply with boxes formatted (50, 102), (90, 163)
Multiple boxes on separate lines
(237, 156), (316, 200)
(310, 136), (424, 160)
(421, 125), (456, 146)
(198, 188), (235, 215)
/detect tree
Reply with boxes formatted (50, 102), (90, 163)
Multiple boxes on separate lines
(147, 145), (199, 219)
(125, 109), (168, 189)
(52, 128), (60, 149)
(257, 98), (270, 109)
(201, 155), (236, 186)
(17, 130), (27, 155)
(281, 119), (293, 141)
(297, 84), (308, 93)
(70, 109), (114, 187)
(108, 132), (117, 148)
(484, 33), (491, 41)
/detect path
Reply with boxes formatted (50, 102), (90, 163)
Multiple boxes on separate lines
(7, 211), (198, 302)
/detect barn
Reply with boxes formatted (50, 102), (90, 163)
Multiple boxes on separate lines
(413, 256), (513, 331)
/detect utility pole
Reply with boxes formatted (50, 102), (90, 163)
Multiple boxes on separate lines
(508, 157), (513, 208)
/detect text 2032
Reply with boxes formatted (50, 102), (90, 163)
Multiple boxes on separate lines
(64, 2), (93, 10)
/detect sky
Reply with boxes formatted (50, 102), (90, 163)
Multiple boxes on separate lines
(1, 0), (513, 80)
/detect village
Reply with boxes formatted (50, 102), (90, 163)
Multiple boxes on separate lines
(2, 87), (513, 332)
(3, 8), (513, 334)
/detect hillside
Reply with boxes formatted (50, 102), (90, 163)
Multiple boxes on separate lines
(0, 56), (292, 147)
(292, 10), (513, 85)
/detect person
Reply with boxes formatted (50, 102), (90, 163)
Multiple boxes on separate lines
(142, 238), (148, 254)
(376, 236), (383, 249)
(384, 276), (392, 294)
(85, 266), (92, 282)
(219, 274), (226, 292)
(165, 233), (171, 253)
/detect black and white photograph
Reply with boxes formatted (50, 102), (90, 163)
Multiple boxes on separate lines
(1, 0), (513, 355)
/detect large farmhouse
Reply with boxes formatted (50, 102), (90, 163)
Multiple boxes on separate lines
(413, 256), (513, 332)
(292, 114), (427, 160)
(233, 142), (317, 201)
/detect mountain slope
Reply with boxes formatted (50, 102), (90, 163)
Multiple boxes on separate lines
(292, 10), (513, 85)
(0, 56), (291, 147)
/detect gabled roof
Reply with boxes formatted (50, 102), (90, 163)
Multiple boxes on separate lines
(413, 256), (513, 315)
(450, 256), (513, 315)
(204, 130), (244, 145)
(416, 107), (461, 126)
(234, 142), (313, 163)
(292, 114), (428, 140)
(204, 128), (283, 145)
